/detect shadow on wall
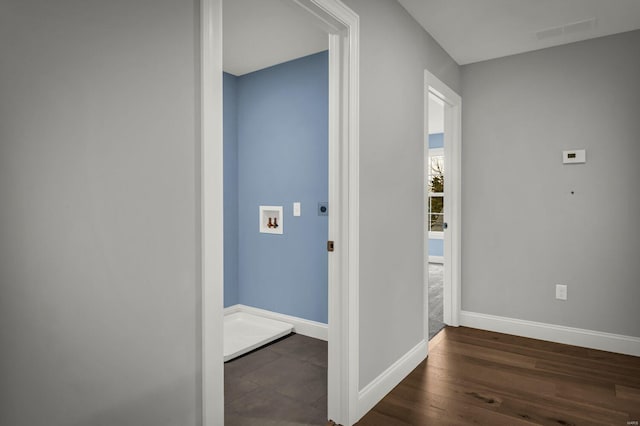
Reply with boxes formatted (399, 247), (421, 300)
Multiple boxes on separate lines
(69, 376), (198, 426)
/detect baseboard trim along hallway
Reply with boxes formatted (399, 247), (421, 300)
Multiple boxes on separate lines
(460, 310), (640, 357)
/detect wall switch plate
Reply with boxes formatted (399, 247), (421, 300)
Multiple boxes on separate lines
(293, 202), (301, 217)
(555, 284), (567, 301)
(563, 149), (586, 164)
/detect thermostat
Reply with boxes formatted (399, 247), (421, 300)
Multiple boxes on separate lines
(563, 149), (586, 164)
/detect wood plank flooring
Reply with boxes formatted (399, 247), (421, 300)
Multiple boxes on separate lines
(356, 326), (640, 426)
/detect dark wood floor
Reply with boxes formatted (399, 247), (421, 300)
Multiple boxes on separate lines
(225, 333), (327, 425)
(357, 326), (640, 425)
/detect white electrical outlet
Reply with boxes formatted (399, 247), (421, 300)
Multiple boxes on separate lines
(555, 284), (567, 301)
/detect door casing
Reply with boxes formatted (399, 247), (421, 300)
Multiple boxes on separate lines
(424, 70), (462, 341)
(201, 1), (360, 424)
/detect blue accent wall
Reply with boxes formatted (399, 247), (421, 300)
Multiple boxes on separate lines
(223, 72), (239, 307)
(429, 132), (444, 149)
(223, 51), (329, 323)
(429, 238), (443, 257)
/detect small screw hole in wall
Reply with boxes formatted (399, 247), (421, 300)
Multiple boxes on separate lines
(571, 191), (575, 195)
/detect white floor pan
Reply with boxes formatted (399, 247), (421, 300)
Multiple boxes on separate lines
(224, 311), (293, 362)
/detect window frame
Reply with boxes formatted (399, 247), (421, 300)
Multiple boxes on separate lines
(427, 147), (444, 239)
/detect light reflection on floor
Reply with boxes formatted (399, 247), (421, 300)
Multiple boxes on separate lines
(428, 262), (444, 340)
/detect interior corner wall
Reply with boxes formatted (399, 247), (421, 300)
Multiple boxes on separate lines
(461, 30), (640, 338)
(224, 52), (329, 324)
(341, 0), (461, 390)
(0, 1), (200, 425)
(223, 72), (239, 308)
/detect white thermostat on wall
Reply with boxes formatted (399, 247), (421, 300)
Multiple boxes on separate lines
(563, 149), (586, 164)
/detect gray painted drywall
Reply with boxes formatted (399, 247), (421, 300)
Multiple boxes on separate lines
(0, 1), (200, 425)
(461, 30), (640, 337)
(342, 0), (460, 389)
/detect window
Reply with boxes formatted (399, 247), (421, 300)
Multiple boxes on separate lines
(427, 148), (444, 234)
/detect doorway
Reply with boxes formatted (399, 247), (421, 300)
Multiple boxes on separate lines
(424, 70), (461, 342)
(222, 4), (330, 421)
(427, 92), (445, 339)
(201, 1), (360, 425)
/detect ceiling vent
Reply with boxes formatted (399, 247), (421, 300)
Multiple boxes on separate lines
(536, 18), (596, 41)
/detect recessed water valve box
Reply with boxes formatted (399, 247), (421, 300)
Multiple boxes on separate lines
(563, 149), (586, 164)
(259, 205), (283, 234)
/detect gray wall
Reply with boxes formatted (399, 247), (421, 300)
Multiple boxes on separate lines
(0, 1), (200, 425)
(461, 30), (640, 337)
(342, 0), (460, 389)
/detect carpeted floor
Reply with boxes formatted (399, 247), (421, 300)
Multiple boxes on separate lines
(428, 263), (444, 340)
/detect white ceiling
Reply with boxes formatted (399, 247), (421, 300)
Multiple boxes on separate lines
(224, 0), (640, 72)
(397, 0), (640, 65)
(223, 0), (328, 76)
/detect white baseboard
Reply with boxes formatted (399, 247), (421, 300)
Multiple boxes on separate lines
(357, 339), (427, 422)
(224, 304), (328, 341)
(460, 310), (640, 357)
(428, 256), (444, 264)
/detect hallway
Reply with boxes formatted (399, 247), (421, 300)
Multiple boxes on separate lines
(358, 326), (640, 425)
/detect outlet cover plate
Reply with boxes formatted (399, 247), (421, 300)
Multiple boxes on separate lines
(318, 202), (328, 216)
(555, 284), (567, 301)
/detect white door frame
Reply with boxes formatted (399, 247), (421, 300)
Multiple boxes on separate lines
(424, 70), (461, 334)
(201, 1), (360, 425)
